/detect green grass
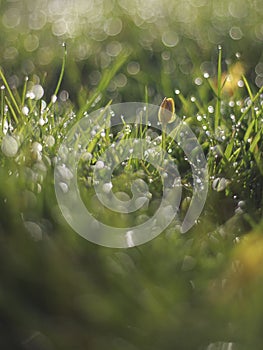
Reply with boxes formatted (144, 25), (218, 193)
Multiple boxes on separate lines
(0, 4), (263, 348)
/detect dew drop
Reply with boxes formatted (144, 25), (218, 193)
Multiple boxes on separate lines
(95, 160), (105, 169)
(22, 106), (29, 115)
(51, 95), (57, 103)
(208, 106), (214, 113)
(24, 221), (42, 241)
(102, 182), (113, 193)
(1, 135), (18, 157)
(194, 77), (203, 86)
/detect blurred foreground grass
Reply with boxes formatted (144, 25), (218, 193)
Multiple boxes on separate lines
(0, 1), (263, 349)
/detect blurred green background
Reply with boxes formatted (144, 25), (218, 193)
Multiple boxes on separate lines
(0, 1), (263, 349)
(1, 0), (263, 102)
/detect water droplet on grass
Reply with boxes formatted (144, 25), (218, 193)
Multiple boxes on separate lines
(32, 84), (44, 100)
(24, 221), (42, 241)
(212, 177), (230, 192)
(39, 117), (46, 126)
(102, 182), (113, 193)
(95, 160), (105, 169)
(59, 182), (68, 193)
(237, 80), (244, 87)
(194, 77), (203, 85)
(22, 106), (29, 115)
(32, 142), (42, 152)
(57, 165), (73, 180)
(1, 135), (18, 157)
(44, 135), (55, 147)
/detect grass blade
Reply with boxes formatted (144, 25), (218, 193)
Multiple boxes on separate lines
(0, 69), (21, 118)
(249, 129), (262, 153)
(77, 50), (128, 120)
(46, 43), (67, 112)
(214, 45), (222, 131)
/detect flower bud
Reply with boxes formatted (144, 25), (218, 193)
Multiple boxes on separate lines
(158, 97), (175, 125)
